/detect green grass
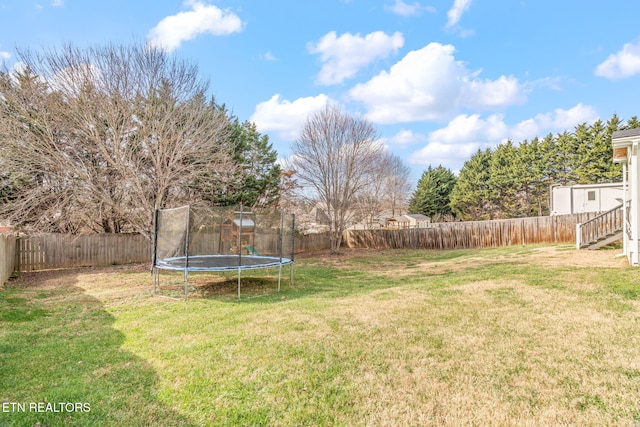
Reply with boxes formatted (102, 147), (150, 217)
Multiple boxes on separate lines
(2, 244), (640, 426)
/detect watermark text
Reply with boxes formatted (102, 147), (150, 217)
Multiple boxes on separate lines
(2, 402), (90, 413)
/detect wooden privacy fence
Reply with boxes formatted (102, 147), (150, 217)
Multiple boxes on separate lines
(17, 233), (151, 271)
(294, 232), (332, 254)
(0, 233), (16, 285)
(13, 232), (331, 272)
(7, 214), (598, 272)
(343, 213), (600, 250)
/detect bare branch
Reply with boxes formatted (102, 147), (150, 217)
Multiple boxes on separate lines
(0, 43), (235, 238)
(291, 104), (383, 253)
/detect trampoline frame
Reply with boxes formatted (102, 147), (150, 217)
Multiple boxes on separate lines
(156, 255), (293, 272)
(152, 205), (295, 299)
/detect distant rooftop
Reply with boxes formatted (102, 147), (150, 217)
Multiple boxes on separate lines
(612, 128), (640, 139)
(405, 214), (430, 220)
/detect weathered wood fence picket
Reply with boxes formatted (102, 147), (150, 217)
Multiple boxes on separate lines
(343, 213), (599, 250)
(0, 233), (16, 285)
(0, 213), (603, 279)
(16, 233), (151, 272)
(11, 232), (332, 273)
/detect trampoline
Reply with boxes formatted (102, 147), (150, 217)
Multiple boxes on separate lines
(156, 255), (293, 271)
(152, 205), (295, 299)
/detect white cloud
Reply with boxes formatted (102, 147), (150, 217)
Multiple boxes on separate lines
(47, 63), (104, 95)
(595, 40), (640, 79)
(387, 129), (428, 148)
(446, 0), (472, 28)
(51, 0), (64, 6)
(8, 61), (26, 76)
(504, 103), (599, 143)
(348, 42), (526, 124)
(0, 51), (11, 60)
(527, 103), (599, 133)
(308, 31), (404, 86)
(527, 76), (564, 92)
(147, 0), (243, 53)
(6, 61), (106, 97)
(261, 50), (277, 61)
(250, 94), (330, 140)
(410, 141), (480, 173)
(409, 113), (499, 171)
(408, 103), (599, 172)
(463, 75), (525, 109)
(385, 0), (436, 17)
(428, 113), (508, 145)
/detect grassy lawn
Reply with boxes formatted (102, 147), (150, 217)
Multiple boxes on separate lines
(2, 244), (640, 426)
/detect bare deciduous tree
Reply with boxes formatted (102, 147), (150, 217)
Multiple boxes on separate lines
(290, 104), (383, 253)
(356, 151), (393, 228)
(0, 43), (234, 238)
(356, 152), (412, 227)
(384, 153), (412, 217)
(277, 169), (300, 213)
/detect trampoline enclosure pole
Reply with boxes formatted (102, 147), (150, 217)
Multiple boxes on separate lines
(237, 206), (243, 299)
(278, 211), (283, 292)
(152, 209), (160, 295)
(291, 213), (295, 285)
(184, 205), (191, 300)
(278, 264), (282, 292)
(184, 270), (189, 300)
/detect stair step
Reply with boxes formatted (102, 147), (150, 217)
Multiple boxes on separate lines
(581, 230), (623, 250)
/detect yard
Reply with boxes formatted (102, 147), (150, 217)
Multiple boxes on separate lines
(1, 244), (640, 426)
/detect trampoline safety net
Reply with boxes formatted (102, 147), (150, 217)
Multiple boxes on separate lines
(152, 205), (295, 299)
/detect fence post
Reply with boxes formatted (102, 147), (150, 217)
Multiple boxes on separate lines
(576, 223), (582, 249)
(14, 236), (20, 272)
(1, 233), (17, 286)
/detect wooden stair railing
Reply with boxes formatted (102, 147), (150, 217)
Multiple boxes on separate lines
(576, 203), (624, 249)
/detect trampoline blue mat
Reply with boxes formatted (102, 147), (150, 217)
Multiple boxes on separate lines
(155, 255), (293, 272)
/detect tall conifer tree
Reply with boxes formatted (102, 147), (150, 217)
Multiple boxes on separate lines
(408, 165), (457, 219)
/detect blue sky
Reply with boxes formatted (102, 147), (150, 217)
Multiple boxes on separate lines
(2, 0), (640, 182)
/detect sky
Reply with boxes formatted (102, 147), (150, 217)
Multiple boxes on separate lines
(2, 0), (640, 183)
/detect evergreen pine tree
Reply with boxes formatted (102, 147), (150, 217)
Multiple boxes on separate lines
(449, 149), (493, 220)
(408, 165), (457, 219)
(208, 119), (281, 207)
(487, 141), (522, 218)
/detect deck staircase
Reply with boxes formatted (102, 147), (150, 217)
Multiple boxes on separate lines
(576, 203), (625, 250)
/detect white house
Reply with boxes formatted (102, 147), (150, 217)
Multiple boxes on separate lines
(404, 214), (431, 228)
(385, 214), (431, 229)
(550, 182), (623, 215)
(612, 128), (640, 266)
